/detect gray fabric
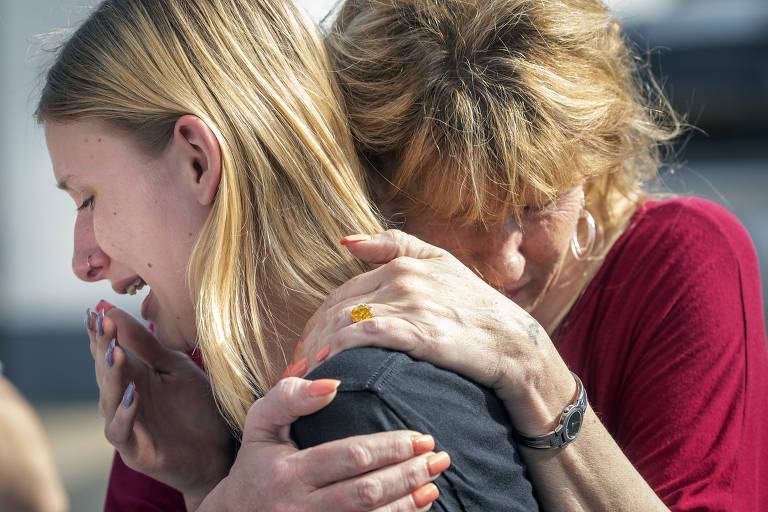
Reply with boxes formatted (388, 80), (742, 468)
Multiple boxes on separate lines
(291, 347), (539, 511)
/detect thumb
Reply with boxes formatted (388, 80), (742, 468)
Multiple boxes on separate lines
(243, 377), (340, 444)
(340, 229), (445, 264)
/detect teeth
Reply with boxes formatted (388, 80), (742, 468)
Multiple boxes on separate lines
(126, 277), (146, 296)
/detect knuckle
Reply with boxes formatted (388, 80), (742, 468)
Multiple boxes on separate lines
(388, 256), (417, 275)
(361, 316), (384, 335)
(405, 460), (425, 488)
(348, 442), (374, 469)
(389, 275), (416, 296)
(355, 477), (384, 509)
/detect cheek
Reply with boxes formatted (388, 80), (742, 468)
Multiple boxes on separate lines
(524, 216), (575, 268)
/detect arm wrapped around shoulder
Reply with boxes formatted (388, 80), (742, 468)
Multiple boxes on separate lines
(291, 347), (539, 511)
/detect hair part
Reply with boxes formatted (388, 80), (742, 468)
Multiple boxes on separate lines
(327, 0), (682, 243)
(38, 0), (384, 430)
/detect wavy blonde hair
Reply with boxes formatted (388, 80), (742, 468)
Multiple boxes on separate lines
(327, 0), (682, 247)
(37, 0), (383, 430)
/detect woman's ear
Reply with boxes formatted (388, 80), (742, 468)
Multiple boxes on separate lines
(173, 114), (222, 206)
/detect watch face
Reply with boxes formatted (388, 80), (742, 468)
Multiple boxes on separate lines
(565, 409), (583, 439)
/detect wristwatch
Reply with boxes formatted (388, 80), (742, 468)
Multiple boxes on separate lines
(514, 372), (587, 449)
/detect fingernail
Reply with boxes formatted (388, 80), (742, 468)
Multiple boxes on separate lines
(85, 308), (92, 331)
(95, 299), (115, 312)
(122, 381), (135, 407)
(315, 344), (331, 363)
(340, 234), (371, 245)
(412, 483), (439, 508)
(97, 309), (104, 336)
(290, 357), (307, 378)
(308, 379), (341, 397)
(148, 322), (155, 333)
(106, 338), (116, 368)
(412, 434), (435, 455)
(292, 339), (303, 359)
(427, 452), (451, 476)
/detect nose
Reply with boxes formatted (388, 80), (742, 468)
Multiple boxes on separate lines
(72, 210), (109, 282)
(476, 225), (524, 289)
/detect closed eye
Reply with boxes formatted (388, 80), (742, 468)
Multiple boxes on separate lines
(77, 195), (94, 211)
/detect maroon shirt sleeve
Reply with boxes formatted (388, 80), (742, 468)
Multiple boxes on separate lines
(556, 198), (768, 511)
(105, 452), (186, 511)
(104, 350), (205, 512)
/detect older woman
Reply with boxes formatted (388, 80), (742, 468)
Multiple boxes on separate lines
(289, 0), (768, 510)
(38, 0), (542, 510)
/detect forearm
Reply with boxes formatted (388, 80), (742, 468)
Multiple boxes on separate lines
(499, 352), (667, 511)
(518, 406), (667, 511)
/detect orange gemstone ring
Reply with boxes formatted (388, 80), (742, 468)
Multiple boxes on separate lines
(350, 303), (374, 323)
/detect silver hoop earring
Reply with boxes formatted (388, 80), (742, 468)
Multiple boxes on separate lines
(571, 208), (596, 260)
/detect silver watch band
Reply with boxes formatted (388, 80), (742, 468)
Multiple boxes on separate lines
(514, 372), (587, 450)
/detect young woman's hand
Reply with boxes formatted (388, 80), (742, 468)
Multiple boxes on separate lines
(293, 230), (576, 434)
(199, 377), (444, 512)
(86, 306), (235, 504)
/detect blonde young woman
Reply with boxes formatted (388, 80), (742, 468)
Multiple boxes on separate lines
(38, 0), (541, 510)
(284, 0), (768, 510)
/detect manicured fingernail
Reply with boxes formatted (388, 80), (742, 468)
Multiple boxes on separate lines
(315, 344), (331, 363)
(97, 309), (104, 336)
(412, 483), (439, 507)
(292, 339), (303, 359)
(308, 379), (341, 397)
(340, 234), (371, 245)
(290, 357), (307, 378)
(412, 434), (435, 455)
(122, 381), (135, 407)
(148, 322), (155, 333)
(85, 308), (92, 331)
(95, 299), (115, 312)
(427, 451), (451, 476)
(106, 338), (116, 368)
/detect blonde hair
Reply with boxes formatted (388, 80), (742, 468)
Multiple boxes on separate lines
(327, 0), (682, 244)
(37, 0), (383, 430)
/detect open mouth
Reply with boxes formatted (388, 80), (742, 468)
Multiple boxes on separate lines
(126, 277), (147, 295)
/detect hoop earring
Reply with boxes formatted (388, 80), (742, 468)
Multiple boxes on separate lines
(571, 208), (596, 260)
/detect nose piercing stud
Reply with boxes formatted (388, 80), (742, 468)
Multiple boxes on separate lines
(86, 254), (94, 269)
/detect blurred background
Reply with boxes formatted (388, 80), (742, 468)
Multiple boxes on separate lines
(1, 0), (766, 509)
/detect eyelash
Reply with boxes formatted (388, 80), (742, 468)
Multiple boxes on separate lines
(77, 196), (94, 211)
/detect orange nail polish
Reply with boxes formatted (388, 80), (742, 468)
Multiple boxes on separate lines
(315, 344), (331, 362)
(291, 357), (307, 377)
(412, 483), (439, 508)
(95, 299), (115, 313)
(427, 452), (451, 476)
(292, 339), (303, 359)
(412, 434), (435, 455)
(308, 379), (341, 397)
(340, 234), (371, 245)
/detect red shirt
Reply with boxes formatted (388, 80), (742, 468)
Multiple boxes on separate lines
(105, 198), (768, 511)
(554, 198), (768, 510)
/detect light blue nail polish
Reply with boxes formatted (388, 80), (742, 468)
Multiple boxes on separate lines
(85, 308), (92, 331)
(106, 338), (116, 368)
(97, 309), (104, 336)
(122, 381), (135, 407)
